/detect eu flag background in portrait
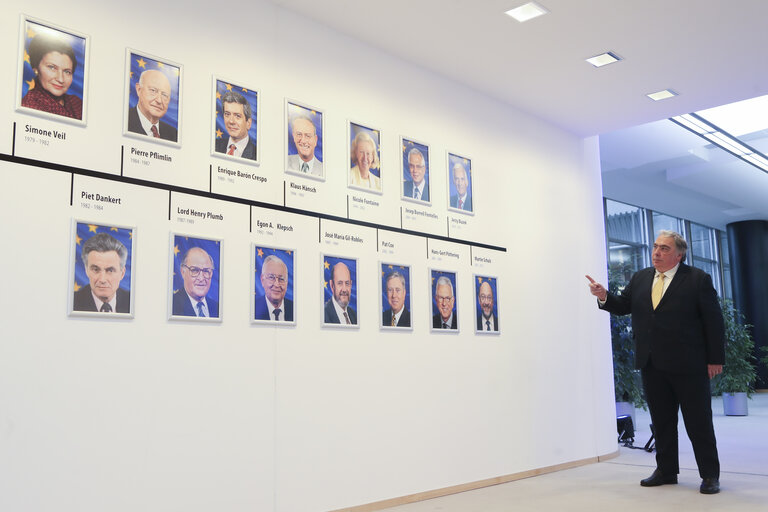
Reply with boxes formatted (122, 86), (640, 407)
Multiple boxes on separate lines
(287, 102), (323, 161)
(380, 263), (411, 313)
(172, 236), (221, 300)
(475, 276), (498, 323)
(430, 269), (457, 316)
(323, 256), (357, 311)
(447, 153), (472, 200)
(254, 247), (294, 301)
(21, 20), (86, 102)
(128, 52), (180, 130)
(402, 138), (430, 183)
(350, 122), (381, 179)
(74, 223), (133, 293)
(214, 79), (258, 147)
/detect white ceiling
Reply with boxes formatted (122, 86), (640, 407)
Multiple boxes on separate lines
(271, 0), (768, 229)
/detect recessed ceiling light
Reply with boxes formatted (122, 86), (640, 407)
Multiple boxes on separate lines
(505, 2), (549, 23)
(586, 52), (621, 68)
(647, 89), (678, 101)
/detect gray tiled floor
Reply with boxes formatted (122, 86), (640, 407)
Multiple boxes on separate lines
(382, 393), (768, 511)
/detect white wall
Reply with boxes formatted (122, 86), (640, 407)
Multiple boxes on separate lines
(0, 1), (616, 511)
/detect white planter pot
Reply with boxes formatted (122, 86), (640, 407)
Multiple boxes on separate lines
(722, 392), (749, 416)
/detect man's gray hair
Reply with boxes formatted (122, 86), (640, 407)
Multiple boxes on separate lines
(221, 90), (252, 120)
(658, 230), (688, 258)
(81, 233), (128, 269)
(407, 147), (424, 164)
(385, 271), (406, 290)
(435, 275), (454, 296)
(262, 254), (287, 272)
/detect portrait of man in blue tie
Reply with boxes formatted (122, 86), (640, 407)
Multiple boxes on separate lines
(401, 138), (430, 203)
(430, 270), (458, 332)
(170, 236), (221, 321)
(474, 276), (499, 334)
(253, 247), (295, 324)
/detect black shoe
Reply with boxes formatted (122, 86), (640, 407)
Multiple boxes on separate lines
(700, 478), (720, 494)
(640, 469), (678, 487)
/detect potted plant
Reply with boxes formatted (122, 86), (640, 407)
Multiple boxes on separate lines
(608, 265), (646, 426)
(711, 299), (757, 416)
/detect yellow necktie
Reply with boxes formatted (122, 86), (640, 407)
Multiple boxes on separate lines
(652, 273), (665, 309)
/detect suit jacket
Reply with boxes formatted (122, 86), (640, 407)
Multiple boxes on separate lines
(450, 194), (473, 211)
(73, 285), (130, 313)
(324, 299), (357, 324)
(254, 296), (294, 321)
(383, 307), (411, 327)
(403, 180), (429, 202)
(433, 313), (457, 329)
(477, 313), (498, 331)
(128, 107), (178, 142)
(600, 263), (725, 374)
(215, 136), (257, 161)
(172, 290), (219, 318)
(287, 154), (322, 176)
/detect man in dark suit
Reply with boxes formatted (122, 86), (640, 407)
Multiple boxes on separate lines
(73, 232), (130, 313)
(215, 90), (257, 160)
(127, 69), (178, 142)
(324, 261), (357, 325)
(476, 281), (498, 331)
(382, 270), (411, 327)
(254, 255), (293, 321)
(449, 162), (472, 212)
(588, 230), (725, 495)
(432, 276), (457, 329)
(172, 247), (218, 318)
(403, 147), (429, 202)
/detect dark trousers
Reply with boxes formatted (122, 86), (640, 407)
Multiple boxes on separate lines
(641, 361), (720, 479)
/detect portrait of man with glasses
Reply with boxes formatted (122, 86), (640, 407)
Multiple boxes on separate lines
(170, 235), (220, 320)
(253, 247), (294, 324)
(430, 270), (458, 331)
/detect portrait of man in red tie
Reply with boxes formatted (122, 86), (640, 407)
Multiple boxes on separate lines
(447, 152), (474, 214)
(213, 79), (258, 163)
(124, 50), (181, 144)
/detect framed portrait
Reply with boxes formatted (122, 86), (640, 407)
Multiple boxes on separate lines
(348, 121), (383, 194)
(168, 234), (222, 322)
(16, 16), (89, 125)
(474, 275), (500, 335)
(401, 137), (431, 204)
(211, 77), (260, 165)
(446, 152), (474, 215)
(379, 262), (412, 331)
(123, 49), (182, 146)
(68, 220), (135, 318)
(285, 99), (324, 180)
(322, 254), (359, 328)
(429, 269), (458, 332)
(252, 246), (296, 326)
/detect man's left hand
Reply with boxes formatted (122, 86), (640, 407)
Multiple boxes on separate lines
(708, 364), (723, 379)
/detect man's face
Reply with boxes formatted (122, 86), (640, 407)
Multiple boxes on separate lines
(386, 276), (406, 314)
(181, 248), (214, 301)
(135, 70), (171, 124)
(292, 118), (317, 162)
(356, 140), (374, 173)
(652, 235), (683, 273)
(37, 51), (74, 97)
(453, 165), (468, 196)
(408, 153), (426, 185)
(261, 259), (288, 307)
(330, 263), (352, 308)
(223, 101), (251, 142)
(435, 283), (454, 321)
(85, 250), (125, 303)
(478, 282), (494, 318)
